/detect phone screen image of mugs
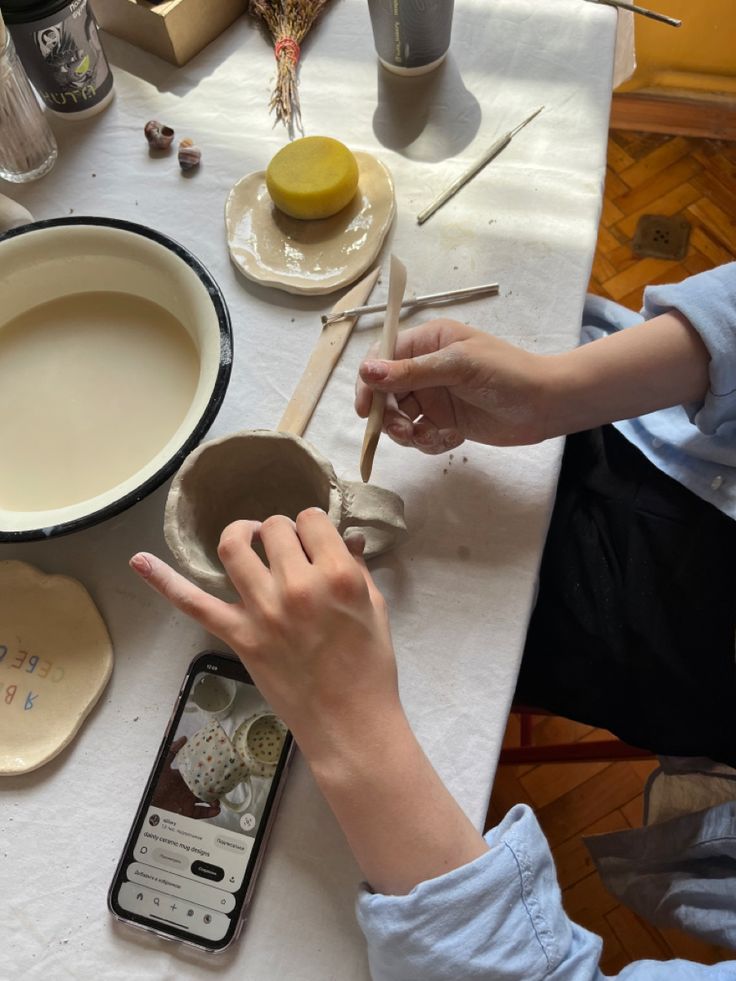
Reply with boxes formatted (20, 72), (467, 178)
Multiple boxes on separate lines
(119, 675), (287, 938)
(152, 673), (287, 838)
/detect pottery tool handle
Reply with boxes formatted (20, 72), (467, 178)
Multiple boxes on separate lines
(278, 267), (381, 437)
(417, 106), (544, 225)
(360, 255), (408, 483)
(584, 0), (681, 26)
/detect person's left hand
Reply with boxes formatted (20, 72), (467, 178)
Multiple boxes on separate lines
(130, 510), (401, 772)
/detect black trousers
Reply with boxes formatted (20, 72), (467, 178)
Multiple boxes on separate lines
(517, 425), (736, 767)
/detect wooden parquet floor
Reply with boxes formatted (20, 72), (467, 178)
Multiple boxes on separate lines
(487, 716), (735, 972)
(487, 131), (736, 973)
(589, 130), (736, 308)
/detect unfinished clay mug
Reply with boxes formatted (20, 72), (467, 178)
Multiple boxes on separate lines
(164, 429), (407, 592)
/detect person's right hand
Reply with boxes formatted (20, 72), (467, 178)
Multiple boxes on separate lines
(355, 319), (553, 453)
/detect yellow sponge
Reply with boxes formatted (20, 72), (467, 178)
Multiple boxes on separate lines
(266, 136), (359, 220)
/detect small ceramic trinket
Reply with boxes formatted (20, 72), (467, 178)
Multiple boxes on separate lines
(0, 561), (113, 775)
(178, 138), (201, 171)
(144, 119), (174, 150)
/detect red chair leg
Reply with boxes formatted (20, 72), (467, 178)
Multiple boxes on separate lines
(499, 705), (655, 765)
(499, 738), (654, 765)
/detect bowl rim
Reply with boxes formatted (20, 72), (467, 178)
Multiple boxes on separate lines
(0, 215), (233, 543)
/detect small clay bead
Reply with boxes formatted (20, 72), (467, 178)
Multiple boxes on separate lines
(178, 138), (201, 171)
(144, 120), (174, 150)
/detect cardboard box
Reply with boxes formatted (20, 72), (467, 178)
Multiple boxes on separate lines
(93, 0), (246, 66)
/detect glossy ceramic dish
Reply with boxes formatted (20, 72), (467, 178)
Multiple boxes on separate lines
(225, 151), (395, 295)
(0, 217), (232, 541)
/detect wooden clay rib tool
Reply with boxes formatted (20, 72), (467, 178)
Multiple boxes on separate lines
(321, 281), (499, 327)
(278, 266), (381, 436)
(360, 254), (407, 483)
(417, 106), (544, 225)
(583, 0), (681, 27)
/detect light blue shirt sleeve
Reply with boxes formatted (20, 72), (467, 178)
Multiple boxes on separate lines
(355, 804), (736, 980)
(641, 262), (736, 436)
(581, 262), (736, 519)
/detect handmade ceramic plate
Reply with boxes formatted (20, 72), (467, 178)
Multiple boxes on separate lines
(0, 561), (113, 776)
(225, 152), (395, 295)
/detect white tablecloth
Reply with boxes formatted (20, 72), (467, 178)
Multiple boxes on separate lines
(0, 1), (618, 977)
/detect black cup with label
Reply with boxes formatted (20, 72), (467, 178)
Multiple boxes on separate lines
(367, 0), (454, 76)
(1, 0), (113, 116)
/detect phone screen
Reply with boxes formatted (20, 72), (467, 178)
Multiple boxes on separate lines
(108, 652), (292, 951)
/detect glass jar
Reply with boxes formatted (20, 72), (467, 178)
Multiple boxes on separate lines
(0, 29), (57, 181)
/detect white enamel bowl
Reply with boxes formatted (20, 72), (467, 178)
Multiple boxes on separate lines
(0, 217), (232, 541)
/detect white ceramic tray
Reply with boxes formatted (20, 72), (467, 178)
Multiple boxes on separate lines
(225, 151), (395, 296)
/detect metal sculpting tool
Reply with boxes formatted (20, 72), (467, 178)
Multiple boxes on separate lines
(417, 106), (544, 225)
(321, 281), (500, 327)
(583, 0), (681, 27)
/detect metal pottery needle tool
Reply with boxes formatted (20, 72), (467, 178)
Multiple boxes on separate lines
(583, 0), (681, 26)
(360, 254), (407, 483)
(417, 105), (544, 225)
(321, 281), (500, 327)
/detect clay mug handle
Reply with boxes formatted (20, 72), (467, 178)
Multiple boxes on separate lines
(219, 775), (253, 813)
(338, 481), (407, 559)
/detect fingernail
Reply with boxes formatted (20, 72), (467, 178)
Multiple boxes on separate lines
(388, 423), (406, 438)
(363, 360), (388, 381)
(415, 429), (437, 445)
(130, 553), (152, 578)
(345, 532), (366, 556)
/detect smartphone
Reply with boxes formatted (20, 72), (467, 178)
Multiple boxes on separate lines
(108, 650), (293, 952)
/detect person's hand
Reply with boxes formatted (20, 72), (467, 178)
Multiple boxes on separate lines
(355, 318), (553, 453)
(129, 511), (401, 770)
(356, 309), (712, 453)
(131, 513), (489, 896)
(150, 737), (221, 819)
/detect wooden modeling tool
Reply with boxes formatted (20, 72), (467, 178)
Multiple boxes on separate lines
(359, 255), (407, 483)
(278, 266), (380, 436)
